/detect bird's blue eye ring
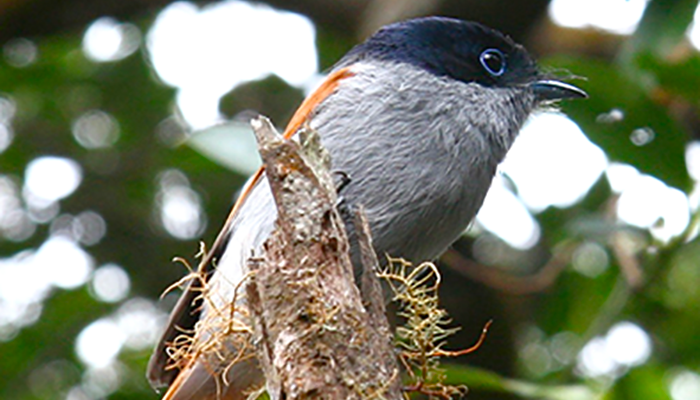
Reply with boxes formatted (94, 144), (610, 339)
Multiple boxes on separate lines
(479, 48), (506, 77)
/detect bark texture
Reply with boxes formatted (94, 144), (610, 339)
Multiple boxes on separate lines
(245, 116), (401, 400)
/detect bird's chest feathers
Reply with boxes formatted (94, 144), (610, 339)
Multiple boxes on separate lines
(311, 64), (514, 259)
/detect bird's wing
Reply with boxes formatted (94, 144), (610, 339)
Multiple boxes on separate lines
(147, 67), (355, 395)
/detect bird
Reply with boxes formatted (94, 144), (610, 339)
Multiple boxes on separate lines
(147, 16), (586, 400)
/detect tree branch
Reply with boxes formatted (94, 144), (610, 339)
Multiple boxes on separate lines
(245, 116), (401, 400)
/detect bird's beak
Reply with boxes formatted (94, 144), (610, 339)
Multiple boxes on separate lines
(530, 80), (587, 101)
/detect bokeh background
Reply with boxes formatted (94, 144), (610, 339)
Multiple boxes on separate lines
(1, 0), (700, 399)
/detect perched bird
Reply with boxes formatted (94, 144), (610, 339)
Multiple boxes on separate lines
(148, 16), (586, 400)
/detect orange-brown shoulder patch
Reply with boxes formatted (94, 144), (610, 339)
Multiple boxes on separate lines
(282, 67), (354, 138)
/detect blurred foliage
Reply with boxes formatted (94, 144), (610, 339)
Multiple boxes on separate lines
(1, 1), (700, 400)
(551, 56), (691, 191)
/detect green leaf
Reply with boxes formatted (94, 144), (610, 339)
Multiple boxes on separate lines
(185, 121), (262, 175)
(610, 364), (674, 400)
(444, 364), (598, 400)
(545, 57), (691, 191)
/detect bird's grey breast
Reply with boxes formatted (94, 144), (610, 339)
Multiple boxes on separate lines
(310, 60), (531, 262)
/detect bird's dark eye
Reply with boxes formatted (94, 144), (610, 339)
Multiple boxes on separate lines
(479, 48), (506, 77)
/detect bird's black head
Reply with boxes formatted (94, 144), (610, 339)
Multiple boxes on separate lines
(338, 17), (539, 87)
(338, 16), (585, 101)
